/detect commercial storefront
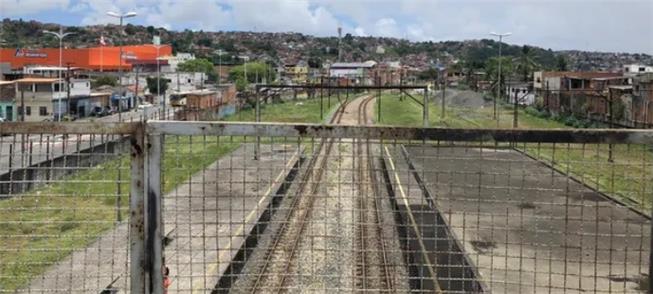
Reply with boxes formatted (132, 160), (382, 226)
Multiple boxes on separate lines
(0, 45), (172, 71)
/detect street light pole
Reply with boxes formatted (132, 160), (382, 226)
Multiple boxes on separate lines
(43, 26), (74, 121)
(153, 35), (164, 118)
(107, 11), (137, 122)
(216, 49), (224, 87)
(490, 31), (512, 122)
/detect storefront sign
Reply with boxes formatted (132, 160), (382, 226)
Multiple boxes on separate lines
(15, 49), (48, 58)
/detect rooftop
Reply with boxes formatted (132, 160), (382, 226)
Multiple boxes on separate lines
(608, 85), (633, 90)
(331, 61), (377, 69)
(15, 78), (62, 83)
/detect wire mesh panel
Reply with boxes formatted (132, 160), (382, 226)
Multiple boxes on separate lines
(0, 123), (137, 293)
(150, 122), (652, 294)
(394, 141), (650, 293)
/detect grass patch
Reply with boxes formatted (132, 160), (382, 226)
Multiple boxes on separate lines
(223, 96), (342, 123)
(0, 95), (349, 290)
(0, 137), (239, 291)
(376, 93), (653, 212)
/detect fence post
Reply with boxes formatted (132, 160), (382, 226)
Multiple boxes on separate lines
(129, 123), (146, 293)
(423, 87), (429, 128)
(255, 86), (261, 160)
(146, 130), (164, 294)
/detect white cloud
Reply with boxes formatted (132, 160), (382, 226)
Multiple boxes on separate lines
(0, 0), (70, 17)
(224, 0), (347, 36)
(2, 0), (652, 54)
(373, 18), (400, 38)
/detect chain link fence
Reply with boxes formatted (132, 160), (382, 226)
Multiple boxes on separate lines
(0, 121), (651, 293)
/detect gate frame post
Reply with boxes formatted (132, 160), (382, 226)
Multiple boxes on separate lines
(129, 123), (146, 293)
(145, 129), (164, 294)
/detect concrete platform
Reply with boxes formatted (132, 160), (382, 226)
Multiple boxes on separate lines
(162, 143), (300, 293)
(400, 144), (650, 293)
(23, 143), (300, 293)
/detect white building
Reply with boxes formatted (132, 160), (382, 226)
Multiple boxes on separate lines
(160, 53), (196, 73)
(14, 78), (66, 121)
(23, 66), (81, 78)
(166, 72), (208, 93)
(328, 61), (377, 85)
(623, 64), (653, 75)
(121, 71), (207, 97)
(68, 79), (91, 97)
(506, 83), (535, 105)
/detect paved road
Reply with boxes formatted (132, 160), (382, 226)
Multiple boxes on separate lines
(0, 105), (174, 178)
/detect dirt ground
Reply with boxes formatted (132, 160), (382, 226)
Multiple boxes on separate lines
(433, 88), (490, 108)
(404, 145), (650, 293)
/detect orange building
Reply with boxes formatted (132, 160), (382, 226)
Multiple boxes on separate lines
(0, 45), (172, 71)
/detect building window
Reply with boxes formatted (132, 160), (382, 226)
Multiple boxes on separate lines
(39, 107), (48, 116)
(639, 67), (646, 72)
(25, 106), (31, 116)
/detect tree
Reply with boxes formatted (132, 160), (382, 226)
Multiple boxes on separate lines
(556, 55), (568, 71)
(485, 56), (514, 95)
(343, 33), (354, 44)
(417, 68), (439, 81)
(308, 56), (322, 69)
(235, 77), (248, 92)
(124, 23), (136, 35)
(515, 45), (539, 82)
(91, 76), (117, 88)
(177, 58), (217, 81)
(146, 77), (169, 96)
(229, 62), (276, 84)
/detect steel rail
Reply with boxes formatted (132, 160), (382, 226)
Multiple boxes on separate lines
(355, 95), (395, 291)
(249, 98), (350, 293)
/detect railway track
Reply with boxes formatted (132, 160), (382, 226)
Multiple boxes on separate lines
(248, 98), (350, 293)
(354, 95), (395, 292)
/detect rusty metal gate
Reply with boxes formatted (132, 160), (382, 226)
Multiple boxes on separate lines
(1, 121), (652, 293)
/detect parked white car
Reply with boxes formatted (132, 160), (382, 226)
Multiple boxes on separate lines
(137, 102), (153, 110)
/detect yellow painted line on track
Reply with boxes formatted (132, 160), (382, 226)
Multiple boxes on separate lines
(191, 149), (301, 293)
(383, 145), (442, 293)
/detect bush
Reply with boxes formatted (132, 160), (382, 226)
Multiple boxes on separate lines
(524, 106), (550, 119)
(563, 116), (577, 127)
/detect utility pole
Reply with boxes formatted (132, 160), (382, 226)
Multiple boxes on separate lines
(42, 26), (74, 121)
(134, 66), (140, 111)
(490, 31), (512, 122)
(377, 75), (381, 123)
(66, 64), (71, 119)
(337, 26), (342, 62)
(107, 11), (137, 122)
(441, 70), (446, 119)
(20, 88), (25, 122)
(608, 87), (614, 162)
(513, 87), (518, 128)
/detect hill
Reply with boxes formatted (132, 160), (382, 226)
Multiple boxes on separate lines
(2, 18), (652, 72)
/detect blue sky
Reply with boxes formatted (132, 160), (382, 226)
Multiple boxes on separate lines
(1, 0), (652, 54)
